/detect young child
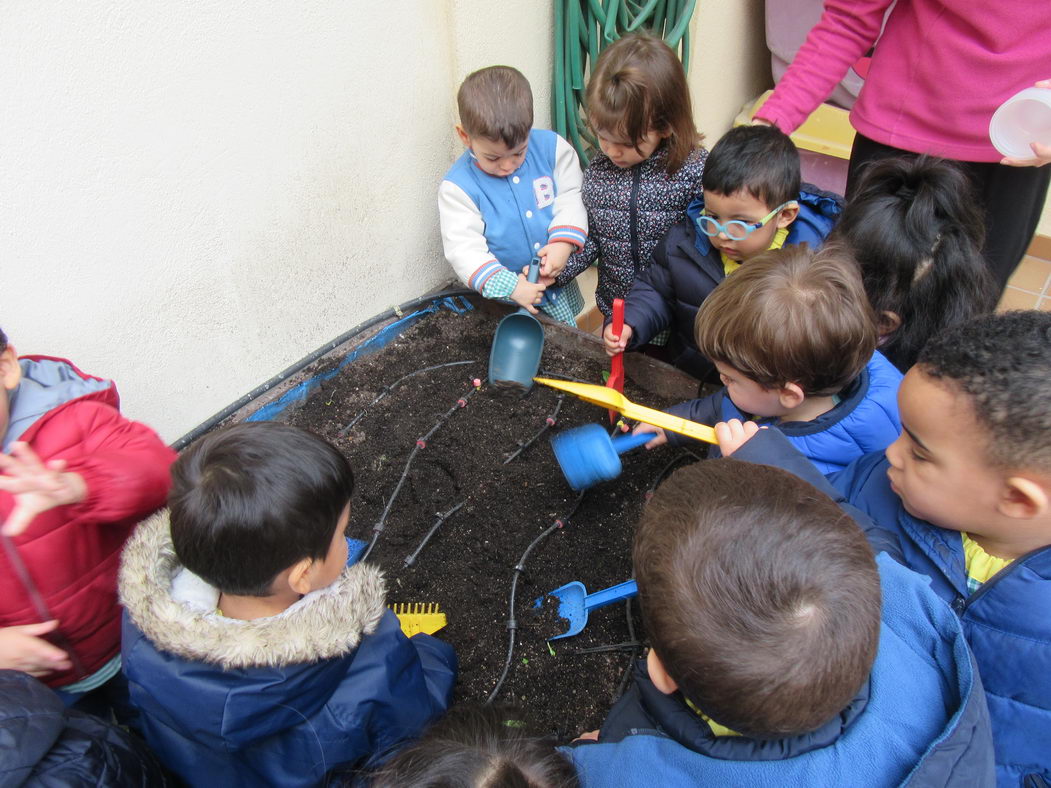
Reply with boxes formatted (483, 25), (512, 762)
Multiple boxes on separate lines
(638, 244), (902, 473)
(722, 310), (1051, 785)
(553, 32), (707, 317)
(602, 124), (842, 379)
(439, 65), (587, 325)
(370, 705), (579, 788)
(830, 155), (996, 371)
(564, 459), (994, 785)
(0, 328), (173, 706)
(120, 422), (456, 787)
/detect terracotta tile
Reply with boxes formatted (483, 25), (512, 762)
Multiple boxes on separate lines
(998, 286), (1041, 311)
(1007, 255), (1051, 294)
(1039, 297), (1051, 312)
(1027, 234), (1051, 262)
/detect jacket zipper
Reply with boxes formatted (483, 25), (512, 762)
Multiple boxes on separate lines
(951, 543), (1051, 615)
(629, 165), (641, 272)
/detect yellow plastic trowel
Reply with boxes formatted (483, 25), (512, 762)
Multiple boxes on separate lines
(533, 377), (717, 445)
(390, 602), (447, 637)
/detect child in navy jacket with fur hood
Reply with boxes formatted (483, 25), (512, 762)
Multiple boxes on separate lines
(120, 422), (456, 788)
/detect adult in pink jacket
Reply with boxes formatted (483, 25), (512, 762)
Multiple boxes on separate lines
(0, 328), (174, 696)
(755, 0), (1051, 293)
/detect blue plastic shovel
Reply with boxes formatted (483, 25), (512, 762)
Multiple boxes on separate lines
(550, 424), (653, 490)
(488, 256), (545, 391)
(542, 578), (638, 640)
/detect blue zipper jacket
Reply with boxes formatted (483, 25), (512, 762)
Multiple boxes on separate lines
(620, 187), (842, 380)
(734, 430), (1050, 787)
(665, 350), (902, 473)
(119, 512), (456, 787)
(563, 554), (994, 787)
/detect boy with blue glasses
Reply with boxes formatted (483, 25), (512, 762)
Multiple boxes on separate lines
(603, 125), (842, 380)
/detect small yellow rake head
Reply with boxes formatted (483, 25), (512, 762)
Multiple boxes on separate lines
(390, 602), (447, 637)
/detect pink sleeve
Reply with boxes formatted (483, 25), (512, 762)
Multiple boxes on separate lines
(755, 0), (895, 134)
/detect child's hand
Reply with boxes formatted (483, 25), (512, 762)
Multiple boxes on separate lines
(536, 241), (573, 284)
(633, 422), (667, 449)
(0, 621), (73, 677)
(510, 274), (547, 314)
(602, 322), (633, 356)
(0, 442), (88, 537)
(573, 729), (600, 742)
(714, 419), (763, 456)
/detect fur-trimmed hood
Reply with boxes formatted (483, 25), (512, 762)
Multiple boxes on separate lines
(119, 509), (386, 670)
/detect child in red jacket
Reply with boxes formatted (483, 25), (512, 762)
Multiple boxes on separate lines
(0, 327), (174, 707)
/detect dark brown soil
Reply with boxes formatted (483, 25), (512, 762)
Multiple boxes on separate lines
(278, 304), (700, 739)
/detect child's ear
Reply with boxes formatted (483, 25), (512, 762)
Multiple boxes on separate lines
(877, 310), (902, 340)
(998, 476), (1049, 519)
(777, 382), (806, 410)
(646, 649), (679, 695)
(286, 557), (316, 596)
(455, 125), (471, 147)
(0, 346), (22, 391)
(776, 202), (799, 229)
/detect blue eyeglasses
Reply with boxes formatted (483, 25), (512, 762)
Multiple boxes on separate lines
(697, 201), (796, 241)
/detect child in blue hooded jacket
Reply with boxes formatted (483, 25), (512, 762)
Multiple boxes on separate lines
(120, 422), (456, 788)
(718, 310), (1051, 786)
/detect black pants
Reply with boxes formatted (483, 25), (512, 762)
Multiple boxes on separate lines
(846, 133), (1051, 295)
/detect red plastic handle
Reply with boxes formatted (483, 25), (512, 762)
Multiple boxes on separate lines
(611, 298), (625, 339)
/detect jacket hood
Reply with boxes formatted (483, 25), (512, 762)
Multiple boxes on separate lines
(119, 510), (386, 670)
(5, 357), (115, 450)
(685, 186), (843, 257)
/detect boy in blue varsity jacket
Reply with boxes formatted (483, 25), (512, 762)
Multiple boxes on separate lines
(120, 423), (456, 788)
(439, 65), (587, 326)
(636, 244), (901, 473)
(603, 125), (841, 379)
(563, 459), (993, 786)
(718, 310), (1051, 787)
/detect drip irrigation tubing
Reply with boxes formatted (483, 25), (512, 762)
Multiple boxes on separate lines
(485, 490), (588, 705)
(403, 501), (466, 568)
(503, 395), (565, 464)
(170, 288), (475, 451)
(361, 382), (481, 563)
(340, 360), (478, 436)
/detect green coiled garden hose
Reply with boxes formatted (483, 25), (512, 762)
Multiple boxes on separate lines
(553, 0), (697, 164)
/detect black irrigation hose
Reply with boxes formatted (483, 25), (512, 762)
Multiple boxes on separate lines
(360, 382), (480, 563)
(568, 641), (642, 655)
(502, 396), (565, 464)
(170, 288), (475, 451)
(485, 490), (588, 705)
(537, 369), (592, 385)
(403, 501), (466, 568)
(340, 361), (478, 436)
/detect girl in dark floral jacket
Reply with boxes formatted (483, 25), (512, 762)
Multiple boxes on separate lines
(556, 33), (707, 316)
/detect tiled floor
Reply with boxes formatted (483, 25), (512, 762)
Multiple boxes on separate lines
(999, 244), (1051, 311)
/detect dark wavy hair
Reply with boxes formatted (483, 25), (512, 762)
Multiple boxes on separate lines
(831, 156), (996, 372)
(368, 705), (579, 788)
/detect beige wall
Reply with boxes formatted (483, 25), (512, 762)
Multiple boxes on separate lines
(2, 2), (767, 442)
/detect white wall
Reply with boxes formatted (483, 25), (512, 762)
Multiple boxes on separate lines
(2, 1), (764, 443)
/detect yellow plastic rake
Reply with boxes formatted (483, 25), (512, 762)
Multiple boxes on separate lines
(533, 377), (718, 445)
(390, 602), (447, 637)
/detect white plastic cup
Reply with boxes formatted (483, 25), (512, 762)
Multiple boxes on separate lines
(989, 87), (1051, 159)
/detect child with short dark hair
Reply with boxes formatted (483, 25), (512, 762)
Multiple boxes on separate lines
(120, 422), (456, 788)
(440, 65), (587, 325)
(564, 459), (994, 784)
(831, 155), (996, 371)
(553, 32), (708, 317)
(0, 327), (173, 710)
(721, 310), (1051, 785)
(603, 124), (842, 379)
(370, 705), (579, 788)
(638, 244), (902, 472)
